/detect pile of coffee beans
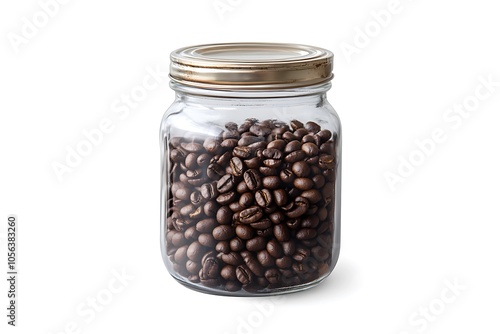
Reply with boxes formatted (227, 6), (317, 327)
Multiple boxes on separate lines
(165, 118), (337, 292)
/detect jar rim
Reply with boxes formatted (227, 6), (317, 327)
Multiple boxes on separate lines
(170, 43), (334, 90)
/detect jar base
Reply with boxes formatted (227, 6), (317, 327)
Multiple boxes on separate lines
(170, 271), (333, 297)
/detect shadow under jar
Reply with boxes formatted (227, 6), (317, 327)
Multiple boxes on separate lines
(160, 43), (342, 296)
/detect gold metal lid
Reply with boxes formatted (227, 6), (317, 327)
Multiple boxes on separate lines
(170, 43), (334, 90)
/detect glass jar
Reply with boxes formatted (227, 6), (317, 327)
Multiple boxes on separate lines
(160, 43), (341, 296)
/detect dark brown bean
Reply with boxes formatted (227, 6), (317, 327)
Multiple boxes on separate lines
(246, 237), (267, 252)
(212, 225), (235, 241)
(243, 169), (261, 190)
(255, 189), (273, 207)
(239, 206), (263, 224)
(235, 225), (254, 240)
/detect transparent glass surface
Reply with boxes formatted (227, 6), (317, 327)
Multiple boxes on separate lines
(160, 83), (341, 296)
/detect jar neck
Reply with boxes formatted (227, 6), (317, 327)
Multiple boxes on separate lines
(171, 81), (331, 107)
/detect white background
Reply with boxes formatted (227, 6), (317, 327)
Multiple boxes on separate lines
(1, 0), (499, 333)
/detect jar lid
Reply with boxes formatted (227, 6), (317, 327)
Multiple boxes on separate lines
(170, 43), (334, 90)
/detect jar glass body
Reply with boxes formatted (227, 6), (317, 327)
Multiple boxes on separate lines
(160, 82), (341, 296)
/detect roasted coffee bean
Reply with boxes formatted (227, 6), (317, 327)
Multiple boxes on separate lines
(174, 245), (189, 263)
(274, 224), (290, 242)
(197, 153), (211, 167)
(215, 241), (230, 254)
(320, 141), (335, 154)
(285, 196), (309, 218)
(246, 237), (267, 252)
(244, 157), (260, 169)
(230, 237), (245, 252)
(217, 174), (236, 193)
(238, 136), (264, 146)
(216, 206), (232, 224)
(262, 148), (282, 160)
(275, 256), (292, 269)
(233, 146), (253, 159)
(243, 254), (265, 276)
(235, 225), (254, 240)
(301, 189), (322, 203)
(265, 268), (281, 284)
(302, 134), (315, 143)
(305, 121), (321, 133)
(301, 216), (320, 229)
(190, 191), (203, 205)
(220, 265), (237, 281)
(250, 218), (272, 230)
(296, 228), (318, 240)
(186, 261), (202, 275)
(182, 142), (204, 153)
(221, 138), (238, 149)
(257, 250), (275, 267)
(198, 233), (217, 247)
(236, 180), (250, 193)
(269, 211), (286, 224)
(323, 168), (336, 182)
(257, 166), (277, 176)
(175, 186), (190, 201)
(317, 207), (328, 221)
(238, 192), (254, 207)
(201, 257), (220, 279)
(286, 218), (301, 229)
(294, 128), (309, 139)
(290, 120), (304, 131)
(280, 169), (295, 183)
(284, 140), (302, 153)
(266, 239), (284, 258)
(184, 226), (199, 240)
(284, 150), (306, 163)
(200, 182), (219, 199)
(236, 265), (253, 285)
(281, 241), (296, 256)
(229, 157), (244, 176)
(273, 189), (288, 207)
(292, 247), (310, 262)
(319, 154), (335, 169)
(292, 161), (311, 177)
(267, 139), (287, 150)
(213, 225), (235, 240)
(170, 149), (186, 163)
(239, 206), (263, 224)
(255, 189), (273, 207)
(256, 227), (273, 237)
(223, 130), (239, 140)
(312, 246), (330, 261)
(312, 174), (326, 189)
(317, 129), (332, 141)
(216, 191), (236, 205)
(186, 241), (204, 261)
(302, 142), (319, 156)
(261, 176), (281, 189)
(185, 153), (198, 170)
(196, 219), (217, 233)
(243, 169), (261, 190)
(207, 163), (225, 180)
(293, 178), (315, 190)
(221, 252), (243, 266)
